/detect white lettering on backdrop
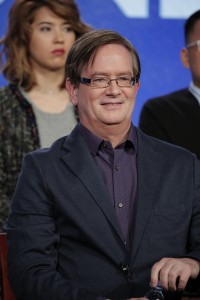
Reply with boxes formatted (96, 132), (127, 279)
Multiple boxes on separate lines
(113, 0), (200, 18)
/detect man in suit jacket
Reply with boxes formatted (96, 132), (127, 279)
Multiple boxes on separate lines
(139, 10), (200, 161)
(7, 30), (200, 300)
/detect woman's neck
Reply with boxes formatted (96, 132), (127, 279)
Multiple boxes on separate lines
(32, 66), (65, 94)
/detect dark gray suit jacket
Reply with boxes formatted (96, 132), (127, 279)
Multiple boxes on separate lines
(7, 124), (200, 300)
(139, 88), (200, 160)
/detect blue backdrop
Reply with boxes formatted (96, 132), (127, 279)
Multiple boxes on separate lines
(1, 0), (200, 125)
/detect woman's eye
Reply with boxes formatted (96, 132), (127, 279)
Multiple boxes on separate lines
(40, 26), (51, 32)
(64, 26), (73, 32)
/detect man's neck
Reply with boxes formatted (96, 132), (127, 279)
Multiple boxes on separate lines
(82, 122), (132, 148)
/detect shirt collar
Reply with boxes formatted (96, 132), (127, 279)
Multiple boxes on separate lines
(189, 81), (200, 105)
(79, 123), (137, 156)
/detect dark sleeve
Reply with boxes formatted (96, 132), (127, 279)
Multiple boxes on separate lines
(183, 156), (200, 296)
(0, 147), (11, 229)
(139, 100), (170, 142)
(184, 276), (200, 297)
(7, 153), (98, 300)
(0, 93), (12, 230)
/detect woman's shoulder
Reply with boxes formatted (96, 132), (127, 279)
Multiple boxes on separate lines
(0, 85), (13, 108)
(0, 84), (10, 93)
(0, 84), (27, 113)
(0, 84), (25, 102)
(0, 84), (15, 99)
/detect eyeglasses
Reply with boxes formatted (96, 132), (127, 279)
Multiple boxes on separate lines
(79, 76), (136, 88)
(186, 39), (200, 52)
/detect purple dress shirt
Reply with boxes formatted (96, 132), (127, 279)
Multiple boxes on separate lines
(79, 123), (138, 247)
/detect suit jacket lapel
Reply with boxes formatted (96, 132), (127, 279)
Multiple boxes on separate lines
(130, 130), (164, 264)
(61, 125), (125, 244)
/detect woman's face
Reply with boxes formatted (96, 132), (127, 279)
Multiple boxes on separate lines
(29, 6), (76, 72)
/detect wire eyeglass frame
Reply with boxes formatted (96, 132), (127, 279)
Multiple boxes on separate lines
(79, 76), (136, 88)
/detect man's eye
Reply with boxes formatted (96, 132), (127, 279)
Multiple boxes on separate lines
(118, 77), (130, 82)
(93, 78), (107, 83)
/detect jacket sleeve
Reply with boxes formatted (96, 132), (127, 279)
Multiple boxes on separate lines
(0, 115), (12, 229)
(184, 155), (200, 295)
(7, 153), (98, 300)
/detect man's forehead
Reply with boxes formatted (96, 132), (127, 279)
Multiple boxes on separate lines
(86, 44), (131, 66)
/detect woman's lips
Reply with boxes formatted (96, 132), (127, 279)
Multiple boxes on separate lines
(51, 49), (65, 55)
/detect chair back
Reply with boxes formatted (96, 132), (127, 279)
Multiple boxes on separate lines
(0, 233), (16, 300)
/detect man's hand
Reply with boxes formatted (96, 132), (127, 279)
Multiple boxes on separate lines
(150, 257), (200, 291)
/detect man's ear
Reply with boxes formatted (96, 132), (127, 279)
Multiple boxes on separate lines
(65, 79), (78, 106)
(180, 48), (190, 69)
(135, 81), (140, 94)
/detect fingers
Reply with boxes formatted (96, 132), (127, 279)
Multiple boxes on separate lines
(150, 257), (200, 292)
(150, 258), (166, 288)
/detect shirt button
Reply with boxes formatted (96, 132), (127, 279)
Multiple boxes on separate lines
(118, 203), (123, 208)
(115, 165), (119, 170)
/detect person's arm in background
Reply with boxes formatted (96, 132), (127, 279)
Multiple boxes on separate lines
(0, 170), (10, 230)
(0, 111), (11, 230)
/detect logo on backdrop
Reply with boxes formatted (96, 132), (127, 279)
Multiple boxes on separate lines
(113, 0), (200, 18)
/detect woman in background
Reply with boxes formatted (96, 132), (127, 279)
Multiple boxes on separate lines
(0, 0), (92, 228)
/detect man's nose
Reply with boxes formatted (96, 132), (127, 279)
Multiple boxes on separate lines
(105, 79), (121, 95)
